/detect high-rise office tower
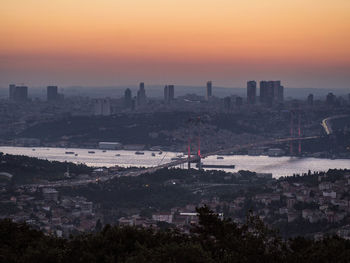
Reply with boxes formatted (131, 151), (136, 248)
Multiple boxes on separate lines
(168, 85), (174, 101)
(124, 88), (132, 108)
(14, 86), (28, 102)
(164, 85), (169, 102)
(9, 84), (16, 101)
(277, 85), (284, 102)
(260, 80), (283, 104)
(47, 86), (58, 101)
(259, 81), (268, 103)
(272, 81), (280, 102)
(137, 82), (146, 106)
(164, 85), (175, 103)
(206, 81), (212, 100)
(247, 81), (257, 104)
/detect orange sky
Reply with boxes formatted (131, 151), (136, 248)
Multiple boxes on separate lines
(1, 0), (350, 88)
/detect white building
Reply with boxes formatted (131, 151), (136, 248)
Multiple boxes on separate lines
(152, 212), (173, 224)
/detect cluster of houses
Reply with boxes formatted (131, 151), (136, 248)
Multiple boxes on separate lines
(0, 186), (100, 237)
(118, 173), (350, 239)
(2, 170), (350, 240)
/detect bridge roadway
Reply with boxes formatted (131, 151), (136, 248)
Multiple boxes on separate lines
(20, 136), (319, 189)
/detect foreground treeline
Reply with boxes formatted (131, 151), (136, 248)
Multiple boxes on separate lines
(1, 207), (350, 263)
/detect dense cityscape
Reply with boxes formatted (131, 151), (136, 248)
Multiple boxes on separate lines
(1, 81), (350, 239)
(2, 0), (350, 261)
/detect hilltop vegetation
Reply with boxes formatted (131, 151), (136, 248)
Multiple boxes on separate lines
(0, 153), (92, 184)
(1, 206), (350, 263)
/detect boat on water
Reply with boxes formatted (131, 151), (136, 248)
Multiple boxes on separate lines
(217, 156), (224, 160)
(65, 151), (75, 155)
(135, 151), (145, 155)
(88, 151), (95, 154)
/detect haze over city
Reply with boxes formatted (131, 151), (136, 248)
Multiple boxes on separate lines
(1, 0), (350, 88)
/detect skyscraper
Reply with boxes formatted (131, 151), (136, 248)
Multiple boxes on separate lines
(259, 81), (268, 103)
(206, 81), (212, 100)
(137, 82), (146, 106)
(164, 85), (174, 103)
(47, 86), (58, 101)
(277, 85), (284, 102)
(247, 81), (256, 104)
(164, 85), (168, 102)
(14, 86), (28, 102)
(124, 88), (132, 108)
(9, 84), (16, 101)
(168, 85), (174, 101)
(259, 80), (283, 105)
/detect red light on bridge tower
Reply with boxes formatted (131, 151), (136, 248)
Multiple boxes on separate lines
(197, 136), (201, 157)
(187, 116), (202, 170)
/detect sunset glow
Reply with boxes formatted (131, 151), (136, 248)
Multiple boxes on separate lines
(1, 0), (350, 87)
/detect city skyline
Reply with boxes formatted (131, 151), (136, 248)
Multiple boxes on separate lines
(1, 0), (350, 89)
